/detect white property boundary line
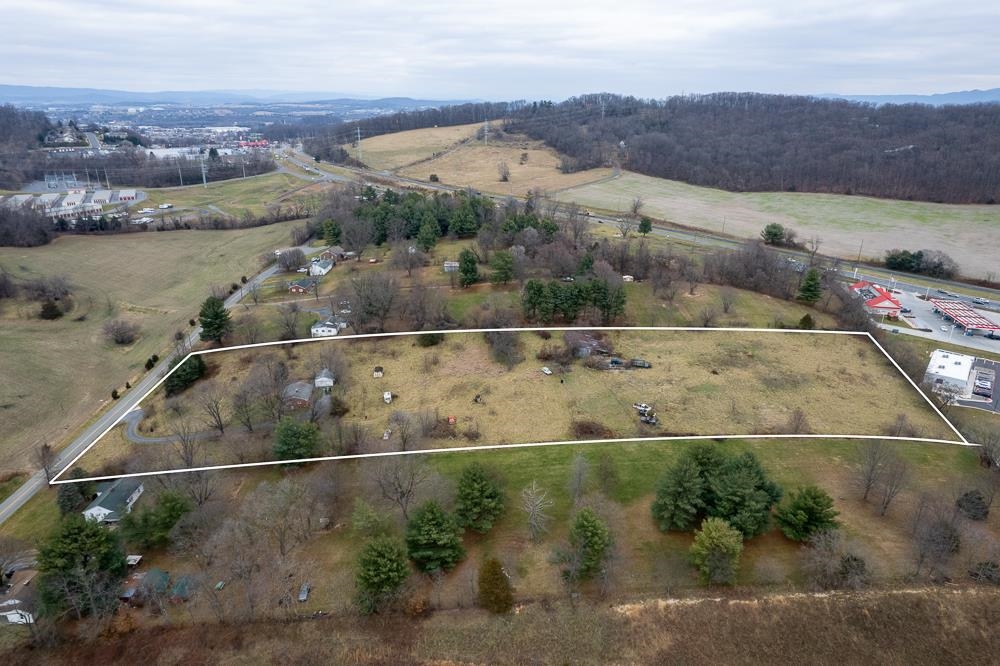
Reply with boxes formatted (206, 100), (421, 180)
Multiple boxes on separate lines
(49, 326), (973, 485)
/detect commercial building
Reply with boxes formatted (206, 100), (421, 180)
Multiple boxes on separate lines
(924, 349), (975, 395)
(850, 280), (901, 318)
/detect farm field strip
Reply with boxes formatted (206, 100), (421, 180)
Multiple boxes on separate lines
(553, 171), (1000, 280)
(57, 327), (969, 484)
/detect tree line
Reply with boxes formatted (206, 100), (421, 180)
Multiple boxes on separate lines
(0, 104), (53, 189)
(504, 93), (1000, 204)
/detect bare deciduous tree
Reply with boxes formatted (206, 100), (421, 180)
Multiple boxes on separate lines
(197, 383), (228, 435)
(390, 411), (419, 451)
(235, 314), (261, 345)
(102, 319), (140, 345)
(231, 386), (255, 432)
(373, 457), (428, 521)
(34, 442), (56, 482)
(277, 248), (306, 272)
(857, 440), (889, 502)
(568, 454), (590, 506)
(277, 302), (301, 340)
(615, 216), (635, 240)
(878, 454), (909, 517)
(720, 287), (737, 314)
(351, 272), (398, 333)
(497, 161), (510, 182)
(521, 480), (554, 541)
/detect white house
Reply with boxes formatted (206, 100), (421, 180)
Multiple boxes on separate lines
(315, 368), (335, 390)
(924, 349), (975, 395)
(309, 259), (334, 277)
(311, 320), (340, 337)
(82, 478), (144, 524)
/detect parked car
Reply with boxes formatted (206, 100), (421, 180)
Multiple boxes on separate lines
(541, 367), (553, 375)
(900, 307), (912, 314)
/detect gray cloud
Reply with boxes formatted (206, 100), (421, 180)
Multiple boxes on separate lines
(2, 0), (997, 98)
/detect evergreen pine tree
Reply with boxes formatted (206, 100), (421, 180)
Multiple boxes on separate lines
(455, 463), (505, 534)
(775, 485), (839, 541)
(198, 295), (232, 343)
(797, 268), (823, 304)
(458, 248), (479, 287)
(406, 501), (465, 573)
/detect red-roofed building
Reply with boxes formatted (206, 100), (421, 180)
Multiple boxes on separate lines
(850, 280), (901, 318)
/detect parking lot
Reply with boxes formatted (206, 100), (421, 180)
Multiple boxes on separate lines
(888, 289), (1000, 353)
(956, 358), (1000, 414)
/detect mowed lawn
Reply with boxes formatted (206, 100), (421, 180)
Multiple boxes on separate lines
(0, 222), (301, 473)
(344, 122), (482, 171)
(139, 172), (315, 217)
(554, 171), (1000, 280)
(398, 141), (613, 196)
(62, 436), (992, 621)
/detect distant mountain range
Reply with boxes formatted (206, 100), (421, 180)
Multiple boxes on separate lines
(821, 88), (1000, 106)
(0, 84), (464, 107)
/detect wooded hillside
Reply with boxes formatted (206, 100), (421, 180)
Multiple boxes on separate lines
(506, 93), (1000, 204)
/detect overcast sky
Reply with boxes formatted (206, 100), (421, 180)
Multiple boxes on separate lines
(2, 0), (998, 99)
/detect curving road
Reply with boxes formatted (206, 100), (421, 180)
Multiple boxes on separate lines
(0, 244), (320, 526)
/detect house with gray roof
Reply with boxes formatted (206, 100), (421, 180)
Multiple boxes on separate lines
(82, 478), (144, 524)
(282, 381), (314, 410)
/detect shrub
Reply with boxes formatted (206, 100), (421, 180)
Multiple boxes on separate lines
(416, 332), (444, 347)
(429, 174), (439, 182)
(39, 299), (62, 319)
(103, 318), (140, 345)
(956, 489), (990, 520)
(571, 420), (614, 439)
(111, 389), (119, 400)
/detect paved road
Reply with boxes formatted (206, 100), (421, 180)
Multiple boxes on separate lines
(0, 244), (320, 526)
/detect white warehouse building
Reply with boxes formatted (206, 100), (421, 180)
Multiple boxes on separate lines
(924, 349), (974, 395)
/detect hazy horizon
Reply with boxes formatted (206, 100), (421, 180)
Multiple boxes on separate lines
(3, 1), (998, 100)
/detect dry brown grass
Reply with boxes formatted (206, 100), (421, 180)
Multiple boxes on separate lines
(8, 587), (999, 665)
(0, 222), (298, 473)
(343, 122), (482, 171)
(397, 138), (612, 195)
(78, 329), (957, 476)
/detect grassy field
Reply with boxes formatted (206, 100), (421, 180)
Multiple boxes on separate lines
(77, 327), (959, 477)
(551, 171), (1000, 280)
(62, 434), (996, 638)
(397, 138), (612, 196)
(343, 122), (482, 171)
(0, 222), (301, 474)
(139, 172), (315, 217)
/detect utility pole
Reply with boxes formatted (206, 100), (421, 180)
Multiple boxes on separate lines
(484, 118), (490, 146)
(103, 167), (111, 189)
(201, 158), (207, 188)
(178, 163), (184, 187)
(356, 127), (363, 164)
(241, 156), (246, 179)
